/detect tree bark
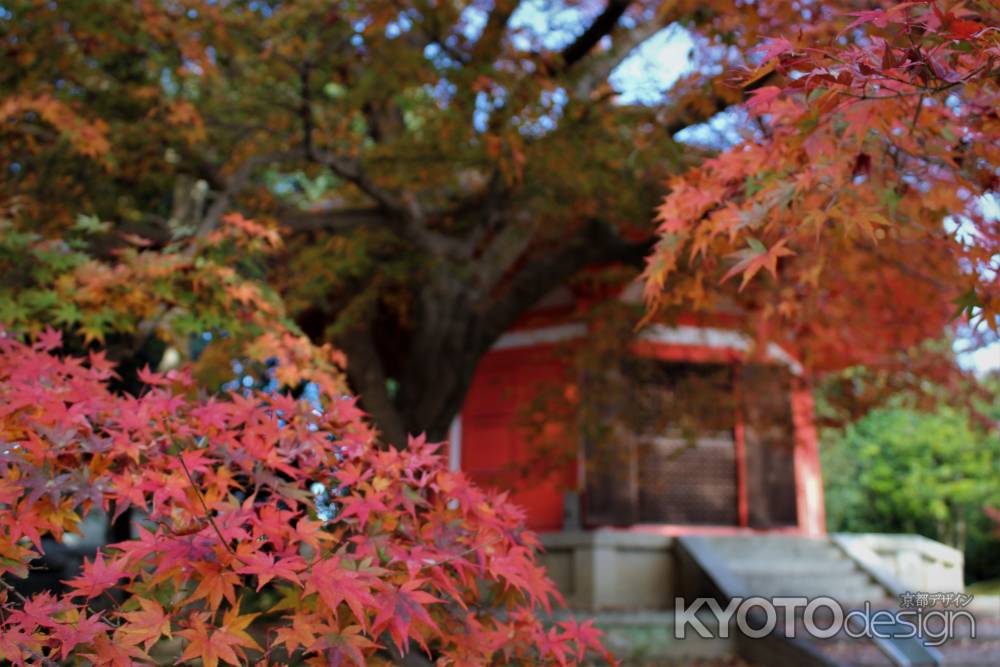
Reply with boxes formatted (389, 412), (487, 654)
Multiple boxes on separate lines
(389, 219), (652, 443)
(313, 214), (653, 446)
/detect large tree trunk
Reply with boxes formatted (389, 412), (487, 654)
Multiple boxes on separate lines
(332, 218), (654, 447)
(338, 278), (490, 446)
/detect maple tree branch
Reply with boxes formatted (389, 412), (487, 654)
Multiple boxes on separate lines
(470, 0), (521, 64)
(480, 219), (653, 343)
(471, 214), (538, 295)
(171, 439), (248, 566)
(861, 243), (953, 293)
(839, 80), (964, 100)
(0, 576), (30, 605)
(389, 216), (657, 440)
(568, 15), (669, 98)
(120, 149), (298, 353)
(185, 150), (299, 254)
(407, 0), (470, 65)
(661, 79), (745, 136)
(309, 149), (414, 220)
(910, 93), (925, 136)
(657, 60), (788, 137)
(418, 535), (503, 569)
(101, 588), (124, 616)
(561, 0), (632, 69)
(277, 155), (475, 257)
(279, 205), (389, 233)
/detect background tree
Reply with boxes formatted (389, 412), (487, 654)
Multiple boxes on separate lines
(822, 396), (1000, 583)
(2, 0), (690, 446)
(14, 0), (989, 449)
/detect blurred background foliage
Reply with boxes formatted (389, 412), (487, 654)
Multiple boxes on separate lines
(821, 376), (1000, 584)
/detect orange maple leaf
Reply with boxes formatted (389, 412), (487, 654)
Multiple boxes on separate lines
(721, 238), (796, 290)
(80, 632), (149, 666)
(187, 561), (241, 612)
(177, 606), (261, 667)
(114, 598), (172, 651)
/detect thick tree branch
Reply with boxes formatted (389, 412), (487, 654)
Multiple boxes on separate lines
(471, 0), (521, 64)
(310, 150), (412, 218)
(561, 0), (632, 69)
(392, 219), (654, 440)
(661, 70), (780, 135)
(279, 205), (390, 233)
(304, 153), (474, 267)
(480, 218), (653, 339)
(569, 10), (677, 98)
(185, 150), (298, 254)
(471, 213), (538, 296)
(661, 91), (734, 135)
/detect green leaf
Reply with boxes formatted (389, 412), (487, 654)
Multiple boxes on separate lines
(952, 288), (980, 321)
(73, 214), (112, 235)
(52, 301), (83, 326)
(23, 289), (59, 310)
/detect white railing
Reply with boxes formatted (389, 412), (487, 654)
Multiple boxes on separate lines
(832, 533), (964, 594)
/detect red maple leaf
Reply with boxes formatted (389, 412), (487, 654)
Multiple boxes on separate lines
(721, 238), (796, 290)
(64, 552), (128, 599)
(8, 591), (66, 631)
(187, 561), (241, 612)
(235, 550), (306, 590)
(304, 557), (379, 627)
(32, 326), (62, 352)
(52, 611), (107, 660)
(337, 491), (389, 529)
(136, 364), (171, 386)
(372, 579), (441, 654)
(79, 632), (149, 666)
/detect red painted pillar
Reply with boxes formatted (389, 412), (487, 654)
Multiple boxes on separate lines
(791, 378), (826, 536)
(733, 365), (749, 528)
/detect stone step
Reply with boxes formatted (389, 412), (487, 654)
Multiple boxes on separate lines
(674, 536), (1000, 666)
(740, 572), (884, 601)
(699, 534), (837, 549)
(728, 557), (859, 577)
(700, 536), (846, 561)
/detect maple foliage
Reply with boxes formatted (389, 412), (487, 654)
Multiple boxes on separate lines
(645, 0), (999, 375)
(0, 331), (611, 665)
(0, 208), (347, 396)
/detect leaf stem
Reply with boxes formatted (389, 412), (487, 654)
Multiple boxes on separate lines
(171, 435), (248, 566)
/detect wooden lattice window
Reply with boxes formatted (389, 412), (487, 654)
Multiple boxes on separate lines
(583, 359), (797, 528)
(584, 360), (736, 525)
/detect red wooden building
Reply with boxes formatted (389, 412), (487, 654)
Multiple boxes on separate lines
(449, 283), (826, 537)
